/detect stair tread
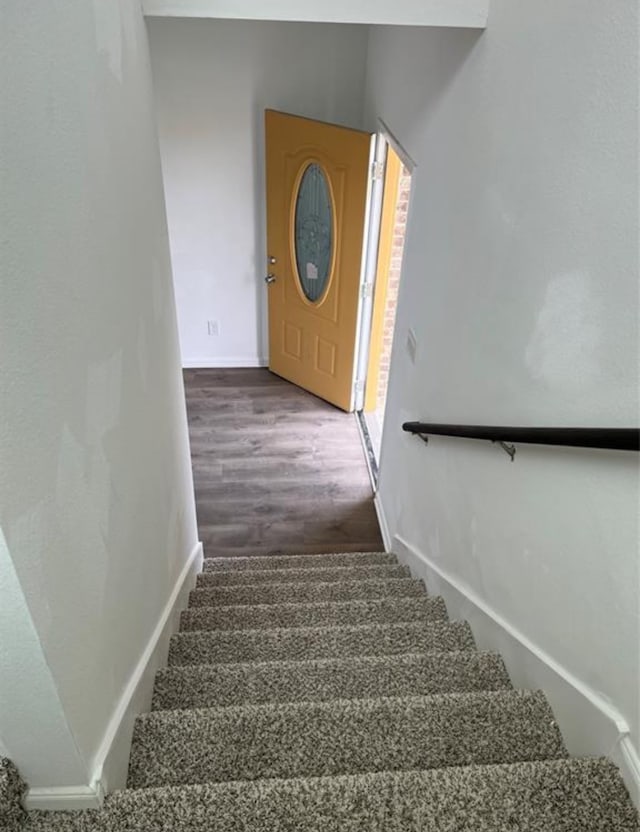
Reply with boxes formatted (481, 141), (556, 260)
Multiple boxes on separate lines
(96, 759), (639, 832)
(188, 577), (426, 607)
(203, 551), (396, 572)
(128, 690), (566, 788)
(180, 595), (448, 631)
(197, 563), (411, 586)
(169, 619), (476, 666)
(152, 650), (512, 710)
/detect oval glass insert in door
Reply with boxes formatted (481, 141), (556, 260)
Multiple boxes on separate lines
(294, 163), (333, 303)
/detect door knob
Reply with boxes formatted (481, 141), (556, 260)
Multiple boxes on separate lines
(268, 255), (277, 265)
(265, 274), (277, 284)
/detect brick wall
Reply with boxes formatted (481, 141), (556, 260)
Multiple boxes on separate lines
(377, 166), (411, 412)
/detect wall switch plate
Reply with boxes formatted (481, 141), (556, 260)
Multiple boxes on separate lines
(207, 320), (219, 336)
(406, 328), (417, 363)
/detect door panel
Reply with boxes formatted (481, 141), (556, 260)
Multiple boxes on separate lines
(265, 110), (372, 411)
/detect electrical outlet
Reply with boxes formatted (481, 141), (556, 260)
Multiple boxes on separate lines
(406, 328), (417, 364)
(207, 320), (219, 336)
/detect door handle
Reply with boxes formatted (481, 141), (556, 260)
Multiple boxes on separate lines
(265, 274), (277, 284)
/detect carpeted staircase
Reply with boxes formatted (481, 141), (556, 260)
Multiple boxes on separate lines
(22, 551), (640, 830)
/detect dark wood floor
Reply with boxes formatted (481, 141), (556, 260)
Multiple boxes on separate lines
(184, 368), (384, 557)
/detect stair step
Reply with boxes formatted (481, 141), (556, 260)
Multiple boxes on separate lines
(203, 551), (395, 572)
(128, 690), (566, 788)
(196, 563), (411, 587)
(152, 651), (512, 710)
(168, 619), (476, 666)
(188, 577), (426, 608)
(180, 596), (448, 632)
(108, 759), (640, 831)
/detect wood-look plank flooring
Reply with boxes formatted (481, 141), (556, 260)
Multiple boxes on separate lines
(184, 368), (383, 557)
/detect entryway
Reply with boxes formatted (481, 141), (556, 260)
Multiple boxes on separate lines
(184, 368), (383, 556)
(263, 111), (413, 480)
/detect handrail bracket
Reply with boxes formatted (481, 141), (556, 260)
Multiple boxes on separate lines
(493, 440), (516, 461)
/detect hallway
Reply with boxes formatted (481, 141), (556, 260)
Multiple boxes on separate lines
(184, 368), (383, 556)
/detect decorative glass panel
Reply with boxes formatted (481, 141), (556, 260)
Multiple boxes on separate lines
(294, 163), (333, 302)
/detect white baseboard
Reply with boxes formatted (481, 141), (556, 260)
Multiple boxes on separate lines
(618, 736), (640, 808)
(23, 783), (106, 812)
(354, 413), (377, 492)
(24, 541), (203, 812)
(373, 492), (392, 552)
(390, 529), (640, 807)
(182, 357), (268, 368)
(373, 493), (639, 807)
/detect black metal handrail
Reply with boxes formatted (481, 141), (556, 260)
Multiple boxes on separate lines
(402, 422), (640, 455)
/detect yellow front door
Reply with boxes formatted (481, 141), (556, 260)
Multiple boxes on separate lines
(265, 110), (372, 411)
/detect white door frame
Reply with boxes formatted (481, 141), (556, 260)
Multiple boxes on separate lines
(353, 122), (416, 412)
(352, 133), (388, 411)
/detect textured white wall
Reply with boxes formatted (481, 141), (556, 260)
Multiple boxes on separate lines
(147, 18), (369, 367)
(0, 0), (198, 788)
(365, 0), (639, 753)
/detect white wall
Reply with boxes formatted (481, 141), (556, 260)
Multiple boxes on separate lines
(0, 0), (198, 797)
(365, 0), (639, 782)
(147, 19), (369, 367)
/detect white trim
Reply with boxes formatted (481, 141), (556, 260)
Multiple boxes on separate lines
(374, 492), (392, 552)
(393, 531), (631, 732)
(24, 541), (203, 812)
(618, 737), (640, 807)
(349, 133), (378, 412)
(354, 413), (378, 492)
(182, 357), (268, 368)
(23, 784), (106, 812)
(387, 525), (640, 807)
(141, 0), (490, 29)
(94, 540), (203, 792)
(353, 134), (386, 412)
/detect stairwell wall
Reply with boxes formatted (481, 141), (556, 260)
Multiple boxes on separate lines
(0, 0), (198, 801)
(365, 0), (639, 791)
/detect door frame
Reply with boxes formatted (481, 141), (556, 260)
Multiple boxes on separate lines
(363, 144), (402, 413)
(353, 120), (416, 479)
(351, 133), (387, 411)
